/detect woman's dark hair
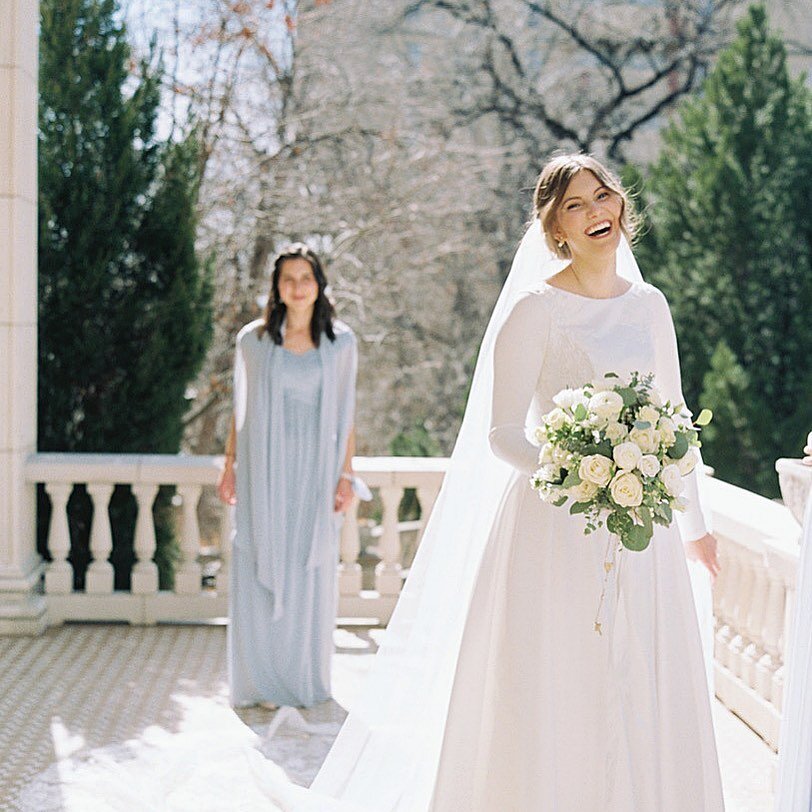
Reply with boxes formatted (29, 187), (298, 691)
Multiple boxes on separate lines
(260, 243), (336, 346)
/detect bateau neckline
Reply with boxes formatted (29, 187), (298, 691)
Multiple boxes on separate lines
(541, 279), (637, 301)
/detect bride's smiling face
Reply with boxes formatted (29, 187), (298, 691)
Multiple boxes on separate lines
(553, 170), (623, 260)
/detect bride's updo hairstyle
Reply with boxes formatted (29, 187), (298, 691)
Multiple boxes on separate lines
(533, 153), (639, 260)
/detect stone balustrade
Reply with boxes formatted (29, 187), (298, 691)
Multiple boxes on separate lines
(25, 452), (810, 752)
(26, 453), (447, 626)
(708, 467), (803, 751)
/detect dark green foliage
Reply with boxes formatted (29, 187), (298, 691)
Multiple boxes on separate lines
(37, 0), (213, 585)
(637, 5), (812, 496)
(699, 340), (761, 490)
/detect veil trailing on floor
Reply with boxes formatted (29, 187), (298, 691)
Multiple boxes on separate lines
(283, 222), (713, 811)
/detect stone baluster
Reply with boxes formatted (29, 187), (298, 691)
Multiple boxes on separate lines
(131, 484), (159, 594)
(757, 565), (786, 705)
(741, 549), (769, 689)
(728, 546), (756, 678)
(375, 485), (403, 596)
(43, 483), (74, 594)
(712, 540), (729, 633)
(715, 539), (741, 668)
(339, 498), (363, 596)
(216, 505), (233, 594)
(773, 572), (798, 712)
(175, 485), (203, 594)
(85, 483), (115, 594)
(416, 484), (440, 545)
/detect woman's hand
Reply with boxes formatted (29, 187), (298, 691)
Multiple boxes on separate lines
(217, 460), (236, 505)
(334, 476), (354, 513)
(685, 532), (721, 581)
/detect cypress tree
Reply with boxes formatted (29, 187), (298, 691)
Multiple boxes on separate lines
(38, 0), (213, 586)
(640, 5), (812, 496)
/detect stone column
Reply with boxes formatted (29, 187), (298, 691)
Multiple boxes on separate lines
(0, 0), (45, 634)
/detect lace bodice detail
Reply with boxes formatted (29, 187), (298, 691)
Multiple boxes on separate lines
(489, 280), (708, 542)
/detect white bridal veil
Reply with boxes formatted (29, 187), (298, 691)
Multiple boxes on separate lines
(273, 222), (712, 811)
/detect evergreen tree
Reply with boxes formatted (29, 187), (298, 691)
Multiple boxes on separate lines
(639, 5), (812, 496)
(38, 0), (213, 586)
(699, 340), (760, 489)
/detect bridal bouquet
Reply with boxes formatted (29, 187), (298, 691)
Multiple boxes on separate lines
(530, 371), (712, 553)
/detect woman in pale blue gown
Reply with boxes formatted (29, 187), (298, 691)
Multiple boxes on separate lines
(217, 243), (358, 709)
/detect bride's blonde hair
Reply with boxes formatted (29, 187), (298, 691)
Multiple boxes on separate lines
(533, 153), (639, 259)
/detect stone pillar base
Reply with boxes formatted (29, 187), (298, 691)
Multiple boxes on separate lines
(0, 564), (47, 635)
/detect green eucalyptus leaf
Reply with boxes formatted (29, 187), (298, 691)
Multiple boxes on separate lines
(623, 524), (652, 551)
(562, 469), (582, 488)
(573, 403), (588, 421)
(670, 433), (690, 459)
(695, 408), (713, 427)
(569, 501), (591, 515)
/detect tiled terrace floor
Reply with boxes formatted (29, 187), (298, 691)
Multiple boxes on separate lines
(1, 625), (775, 811)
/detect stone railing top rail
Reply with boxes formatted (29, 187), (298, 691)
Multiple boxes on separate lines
(706, 474), (800, 559)
(25, 453), (450, 487)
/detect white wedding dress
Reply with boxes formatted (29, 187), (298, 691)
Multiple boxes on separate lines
(429, 280), (724, 811)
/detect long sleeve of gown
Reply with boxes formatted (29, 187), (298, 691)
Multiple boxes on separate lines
(489, 292), (551, 475)
(651, 289), (710, 543)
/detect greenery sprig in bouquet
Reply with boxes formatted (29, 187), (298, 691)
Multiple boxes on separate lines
(530, 371), (712, 552)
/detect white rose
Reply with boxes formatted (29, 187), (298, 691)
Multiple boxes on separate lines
(657, 417), (676, 446)
(613, 441), (643, 471)
(605, 421), (629, 445)
(637, 405), (661, 426)
(629, 426), (661, 454)
(533, 426), (548, 446)
(546, 408), (570, 431)
(588, 390), (624, 420)
(610, 471), (644, 508)
(538, 443), (555, 465)
(568, 480), (600, 503)
(638, 454), (661, 478)
(660, 464), (684, 496)
(578, 454), (614, 487)
(648, 388), (664, 408)
(552, 388), (578, 410)
(676, 447), (699, 476)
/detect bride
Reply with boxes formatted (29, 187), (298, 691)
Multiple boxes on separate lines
(268, 153), (725, 811)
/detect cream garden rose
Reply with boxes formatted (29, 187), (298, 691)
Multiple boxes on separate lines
(610, 471), (644, 508)
(568, 480), (600, 503)
(588, 390), (624, 420)
(629, 425), (660, 454)
(660, 464), (684, 496)
(578, 454), (614, 487)
(546, 408), (570, 431)
(605, 421), (629, 445)
(638, 454), (661, 478)
(675, 447), (699, 476)
(637, 405), (660, 426)
(657, 417), (677, 446)
(612, 441), (642, 471)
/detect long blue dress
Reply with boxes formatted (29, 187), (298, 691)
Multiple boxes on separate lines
(228, 320), (357, 708)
